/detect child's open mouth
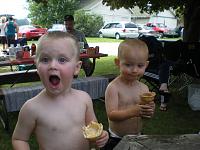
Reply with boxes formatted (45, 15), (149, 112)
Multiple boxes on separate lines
(49, 75), (60, 86)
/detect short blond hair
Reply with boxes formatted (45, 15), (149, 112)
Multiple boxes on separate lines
(118, 39), (149, 60)
(36, 31), (80, 60)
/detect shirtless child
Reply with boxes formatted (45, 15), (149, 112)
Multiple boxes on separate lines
(104, 39), (155, 149)
(12, 31), (108, 150)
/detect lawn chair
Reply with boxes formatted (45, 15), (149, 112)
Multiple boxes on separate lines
(162, 40), (191, 92)
(178, 42), (200, 78)
(162, 40), (200, 93)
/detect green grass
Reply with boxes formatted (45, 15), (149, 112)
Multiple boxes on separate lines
(1, 55), (200, 149)
(86, 37), (123, 43)
(26, 37), (122, 46)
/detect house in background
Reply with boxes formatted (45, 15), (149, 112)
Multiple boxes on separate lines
(149, 10), (178, 29)
(129, 6), (150, 25)
(80, 0), (177, 28)
(80, 0), (150, 24)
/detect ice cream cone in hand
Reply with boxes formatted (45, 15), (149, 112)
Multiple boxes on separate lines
(82, 121), (103, 141)
(140, 92), (156, 104)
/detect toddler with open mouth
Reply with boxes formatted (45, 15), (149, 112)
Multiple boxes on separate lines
(12, 31), (108, 150)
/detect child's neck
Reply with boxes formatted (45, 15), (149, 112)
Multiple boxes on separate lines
(119, 75), (138, 86)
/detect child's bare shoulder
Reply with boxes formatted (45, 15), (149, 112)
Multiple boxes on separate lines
(108, 76), (121, 87)
(73, 88), (90, 96)
(72, 88), (92, 102)
(138, 81), (149, 91)
(19, 96), (40, 117)
(106, 78), (122, 94)
(107, 79), (118, 90)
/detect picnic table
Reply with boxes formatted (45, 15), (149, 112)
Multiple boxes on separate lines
(0, 52), (108, 76)
(114, 134), (200, 150)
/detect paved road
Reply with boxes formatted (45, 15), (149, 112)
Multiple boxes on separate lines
(89, 42), (120, 56)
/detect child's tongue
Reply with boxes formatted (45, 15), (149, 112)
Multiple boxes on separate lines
(49, 75), (60, 86)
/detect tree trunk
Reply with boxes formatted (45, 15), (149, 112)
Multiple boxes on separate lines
(183, 0), (200, 42)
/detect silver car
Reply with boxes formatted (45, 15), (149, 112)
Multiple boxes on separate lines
(98, 22), (139, 39)
(48, 24), (66, 32)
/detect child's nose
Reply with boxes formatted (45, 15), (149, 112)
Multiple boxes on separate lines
(131, 66), (138, 72)
(49, 60), (57, 69)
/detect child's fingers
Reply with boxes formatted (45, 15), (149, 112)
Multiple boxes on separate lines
(140, 106), (154, 117)
(95, 131), (109, 148)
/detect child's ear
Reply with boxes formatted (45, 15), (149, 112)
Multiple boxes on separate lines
(145, 61), (149, 69)
(114, 58), (120, 66)
(74, 61), (82, 75)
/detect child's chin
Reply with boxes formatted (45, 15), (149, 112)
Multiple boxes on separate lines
(128, 76), (138, 80)
(48, 88), (63, 95)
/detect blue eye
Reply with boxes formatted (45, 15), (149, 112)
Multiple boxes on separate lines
(40, 57), (49, 63)
(58, 57), (68, 64)
(138, 64), (145, 68)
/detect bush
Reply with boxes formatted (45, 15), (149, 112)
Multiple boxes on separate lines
(74, 10), (104, 37)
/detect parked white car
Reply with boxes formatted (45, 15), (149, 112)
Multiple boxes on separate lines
(48, 24), (66, 32)
(98, 22), (139, 39)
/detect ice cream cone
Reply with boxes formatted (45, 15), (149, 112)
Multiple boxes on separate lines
(140, 92), (156, 104)
(82, 121), (103, 141)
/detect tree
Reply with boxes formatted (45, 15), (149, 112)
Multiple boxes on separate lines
(102, 0), (200, 42)
(27, 0), (80, 28)
(74, 10), (104, 37)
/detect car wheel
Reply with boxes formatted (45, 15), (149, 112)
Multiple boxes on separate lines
(158, 33), (164, 38)
(99, 32), (103, 38)
(115, 33), (120, 40)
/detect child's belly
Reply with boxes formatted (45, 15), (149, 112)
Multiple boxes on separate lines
(109, 117), (142, 137)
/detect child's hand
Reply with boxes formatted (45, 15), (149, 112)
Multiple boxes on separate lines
(95, 130), (109, 148)
(139, 101), (155, 118)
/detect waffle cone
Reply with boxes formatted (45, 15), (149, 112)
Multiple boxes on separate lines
(140, 92), (156, 104)
(82, 121), (103, 141)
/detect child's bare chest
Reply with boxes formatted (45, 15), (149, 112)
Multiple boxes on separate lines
(37, 102), (86, 131)
(118, 84), (144, 105)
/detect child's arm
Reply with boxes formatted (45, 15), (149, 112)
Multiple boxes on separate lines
(84, 92), (98, 125)
(83, 92), (109, 148)
(12, 101), (36, 150)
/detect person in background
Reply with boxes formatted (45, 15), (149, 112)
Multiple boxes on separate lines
(12, 31), (108, 150)
(64, 14), (93, 76)
(158, 61), (171, 111)
(139, 35), (171, 111)
(103, 39), (155, 149)
(0, 16), (7, 49)
(4, 16), (18, 47)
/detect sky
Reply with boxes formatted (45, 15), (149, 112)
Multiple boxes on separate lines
(0, 0), (29, 19)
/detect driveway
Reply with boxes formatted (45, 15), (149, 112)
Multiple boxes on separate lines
(89, 42), (120, 56)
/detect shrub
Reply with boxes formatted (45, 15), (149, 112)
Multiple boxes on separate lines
(74, 10), (104, 37)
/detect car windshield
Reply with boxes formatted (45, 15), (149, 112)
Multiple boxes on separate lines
(125, 23), (137, 28)
(19, 25), (36, 30)
(157, 23), (165, 28)
(52, 24), (64, 29)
